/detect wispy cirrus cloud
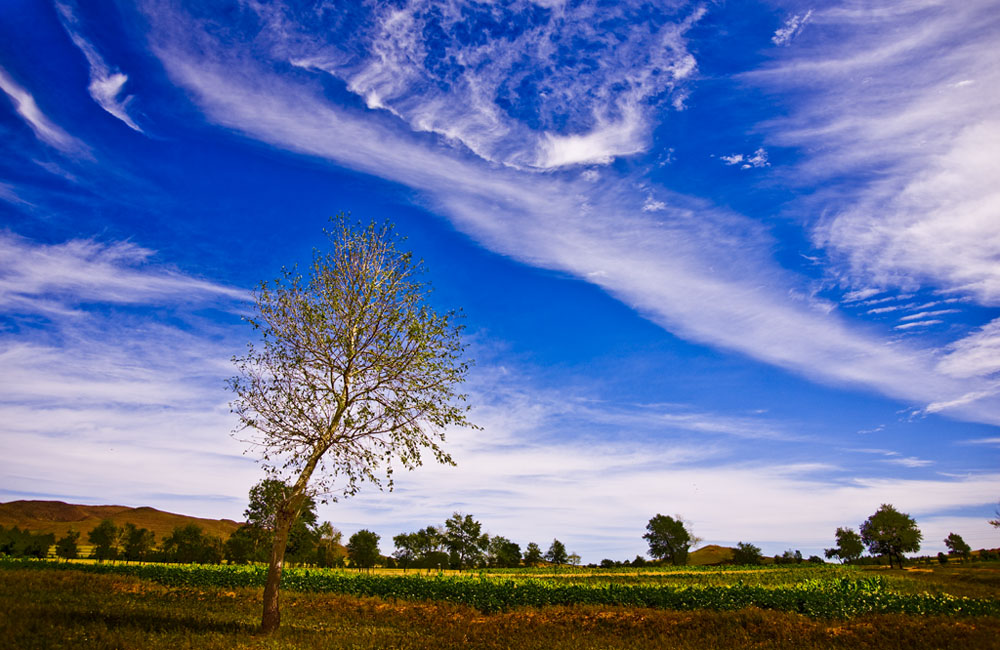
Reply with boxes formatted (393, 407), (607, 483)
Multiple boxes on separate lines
(0, 231), (245, 316)
(55, 1), (143, 132)
(0, 66), (86, 153)
(771, 9), (813, 46)
(749, 1), (1000, 306)
(138, 0), (1000, 425)
(937, 318), (1000, 379)
(245, 0), (701, 170)
(0, 233), (252, 516)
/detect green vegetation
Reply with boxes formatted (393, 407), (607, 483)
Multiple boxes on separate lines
(643, 514), (695, 565)
(859, 505), (923, 570)
(5, 568), (999, 650)
(5, 559), (998, 619)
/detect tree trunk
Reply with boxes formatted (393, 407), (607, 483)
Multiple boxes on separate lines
(260, 508), (295, 634)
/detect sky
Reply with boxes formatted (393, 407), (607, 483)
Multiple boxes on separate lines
(1, 0), (999, 563)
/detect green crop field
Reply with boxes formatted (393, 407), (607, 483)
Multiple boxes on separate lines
(3, 561), (1000, 650)
(4, 558), (1000, 648)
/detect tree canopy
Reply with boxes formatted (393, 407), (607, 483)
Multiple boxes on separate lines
(347, 529), (381, 569)
(824, 527), (864, 564)
(444, 513), (488, 570)
(944, 532), (971, 559)
(859, 504), (922, 569)
(545, 539), (568, 565)
(732, 542), (762, 565)
(523, 542), (543, 566)
(229, 217), (475, 632)
(643, 514), (695, 565)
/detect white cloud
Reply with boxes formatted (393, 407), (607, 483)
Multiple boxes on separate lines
(720, 148), (769, 169)
(938, 318), (1000, 379)
(884, 456), (933, 468)
(641, 195), (667, 212)
(772, 10), (813, 46)
(961, 437), (1000, 446)
(263, 0), (702, 170)
(751, 2), (1000, 306)
(55, 1), (143, 132)
(0, 231), (245, 315)
(0, 66), (86, 153)
(894, 320), (942, 330)
(139, 4), (1000, 425)
(0, 234), (252, 517)
(899, 309), (959, 321)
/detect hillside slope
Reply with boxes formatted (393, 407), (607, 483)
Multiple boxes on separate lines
(0, 500), (241, 541)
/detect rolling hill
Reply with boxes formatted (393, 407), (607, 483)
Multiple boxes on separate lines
(0, 500), (241, 541)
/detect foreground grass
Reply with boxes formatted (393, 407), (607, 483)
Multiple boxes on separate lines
(2, 569), (999, 650)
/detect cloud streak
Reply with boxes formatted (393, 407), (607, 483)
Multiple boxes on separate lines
(139, 0), (1000, 425)
(0, 231), (245, 316)
(55, 1), (143, 132)
(0, 66), (86, 153)
(750, 1), (1000, 306)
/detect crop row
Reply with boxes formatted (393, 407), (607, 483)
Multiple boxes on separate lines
(3, 559), (997, 618)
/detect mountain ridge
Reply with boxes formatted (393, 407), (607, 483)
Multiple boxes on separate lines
(0, 500), (241, 541)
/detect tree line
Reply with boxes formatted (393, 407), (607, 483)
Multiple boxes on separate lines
(647, 504), (997, 568)
(3, 498), (996, 568)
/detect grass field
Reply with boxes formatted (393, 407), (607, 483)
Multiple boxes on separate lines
(2, 567), (999, 649)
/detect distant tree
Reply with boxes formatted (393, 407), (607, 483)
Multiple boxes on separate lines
(55, 530), (80, 561)
(444, 513), (489, 570)
(774, 549), (803, 565)
(824, 527), (864, 564)
(487, 535), (522, 568)
(347, 530), (381, 569)
(121, 523), (155, 563)
(243, 479), (321, 564)
(229, 218), (475, 633)
(643, 514), (695, 566)
(568, 552), (582, 566)
(807, 555), (825, 564)
(545, 539), (568, 565)
(0, 526), (53, 558)
(944, 532), (971, 560)
(523, 542), (543, 565)
(859, 504), (922, 569)
(632, 554), (648, 567)
(599, 558), (616, 569)
(937, 552), (949, 564)
(314, 522), (346, 568)
(224, 525), (257, 564)
(394, 526), (446, 570)
(732, 542), (762, 565)
(162, 524), (223, 564)
(989, 502), (1000, 529)
(88, 519), (119, 561)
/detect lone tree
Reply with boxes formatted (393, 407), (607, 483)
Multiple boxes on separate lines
(347, 529), (381, 570)
(444, 512), (488, 570)
(643, 514), (696, 565)
(990, 502), (1000, 529)
(732, 542), (762, 565)
(944, 532), (971, 560)
(546, 538), (568, 565)
(229, 217), (475, 633)
(859, 504), (922, 569)
(824, 527), (864, 564)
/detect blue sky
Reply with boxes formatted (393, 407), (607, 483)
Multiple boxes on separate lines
(2, 0), (999, 562)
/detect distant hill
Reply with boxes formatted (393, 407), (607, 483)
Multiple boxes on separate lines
(0, 500), (241, 541)
(688, 544), (735, 565)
